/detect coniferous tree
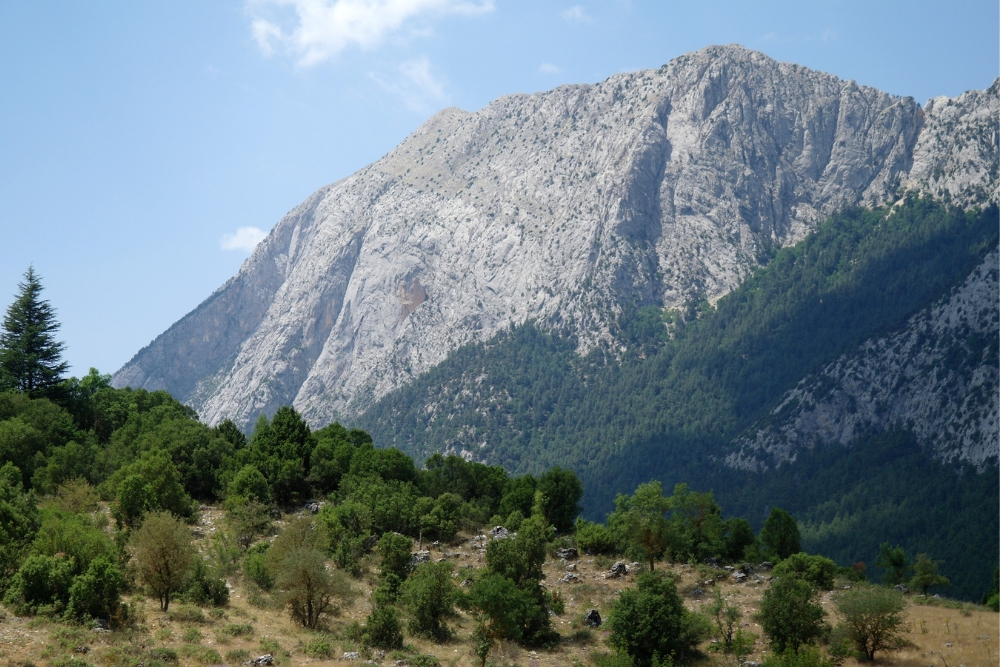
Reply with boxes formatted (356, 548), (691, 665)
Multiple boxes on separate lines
(0, 268), (68, 398)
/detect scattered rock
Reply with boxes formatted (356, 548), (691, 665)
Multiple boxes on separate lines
(244, 655), (273, 667)
(565, 563), (577, 572)
(605, 561), (629, 579)
(304, 502), (321, 514)
(73, 646), (89, 654)
(560, 573), (581, 583)
(490, 526), (509, 540)
(703, 579), (715, 586)
(584, 609), (602, 627)
(556, 547), (578, 560)
(269, 509), (282, 519)
(340, 652), (361, 661)
(758, 561), (773, 570)
(693, 588), (705, 597)
(411, 550), (430, 565)
(733, 572), (747, 582)
(894, 584), (909, 593)
(460, 579), (472, 587)
(724, 566), (735, 571)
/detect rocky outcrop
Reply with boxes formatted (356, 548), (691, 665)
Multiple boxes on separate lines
(112, 45), (998, 429)
(728, 248), (999, 471)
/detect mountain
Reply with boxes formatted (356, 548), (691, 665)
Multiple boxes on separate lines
(112, 45), (998, 428)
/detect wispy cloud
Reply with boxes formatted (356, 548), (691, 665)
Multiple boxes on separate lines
(373, 56), (449, 112)
(539, 63), (561, 74)
(248, 0), (494, 67)
(221, 227), (268, 252)
(561, 5), (592, 24)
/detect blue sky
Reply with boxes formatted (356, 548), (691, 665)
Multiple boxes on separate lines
(1, 0), (996, 378)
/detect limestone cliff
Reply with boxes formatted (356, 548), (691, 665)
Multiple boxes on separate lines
(112, 45), (998, 429)
(728, 248), (999, 471)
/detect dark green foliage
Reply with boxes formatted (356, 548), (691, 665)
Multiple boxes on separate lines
(181, 560), (230, 607)
(462, 572), (541, 649)
(3, 553), (75, 615)
(537, 466), (583, 533)
(363, 597), (404, 649)
(760, 508), (801, 561)
(910, 553), (950, 597)
(772, 553), (838, 590)
(575, 517), (617, 555)
(608, 481), (671, 571)
(65, 556), (125, 622)
(228, 465), (270, 505)
(30, 507), (115, 574)
(757, 576), (825, 654)
(377, 532), (414, 583)
(243, 542), (274, 591)
(358, 197), (998, 599)
(761, 646), (837, 667)
(875, 543), (908, 586)
(606, 571), (711, 666)
(722, 518), (756, 562)
(106, 452), (194, 528)
(982, 566), (999, 611)
(401, 561), (456, 640)
(0, 463), (40, 587)
(0, 268), (68, 399)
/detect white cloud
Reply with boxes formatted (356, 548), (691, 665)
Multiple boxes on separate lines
(248, 0), (494, 67)
(373, 56), (449, 112)
(221, 227), (268, 252)
(561, 5), (592, 23)
(539, 63), (561, 74)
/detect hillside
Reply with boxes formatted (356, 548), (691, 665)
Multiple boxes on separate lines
(357, 196), (999, 599)
(112, 46), (998, 429)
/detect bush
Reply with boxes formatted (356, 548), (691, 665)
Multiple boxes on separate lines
(129, 511), (196, 612)
(65, 556), (125, 623)
(575, 518), (617, 555)
(363, 600), (404, 650)
(243, 543), (274, 590)
(225, 650), (250, 664)
(606, 571), (709, 667)
(146, 648), (179, 664)
(181, 561), (229, 607)
(402, 561), (456, 640)
(303, 638), (334, 659)
(274, 548), (354, 628)
(757, 577), (825, 654)
(167, 604), (206, 623)
(221, 623), (254, 637)
(3, 554), (75, 615)
(377, 532), (414, 582)
(772, 553), (838, 590)
(762, 646), (836, 667)
(834, 585), (907, 661)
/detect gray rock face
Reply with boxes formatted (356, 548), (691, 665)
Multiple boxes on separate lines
(728, 248), (999, 471)
(112, 45), (998, 429)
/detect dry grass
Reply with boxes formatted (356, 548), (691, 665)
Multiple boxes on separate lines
(1, 508), (996, 667)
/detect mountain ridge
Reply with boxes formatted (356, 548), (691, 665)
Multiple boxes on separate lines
(113, 44), (999, 431)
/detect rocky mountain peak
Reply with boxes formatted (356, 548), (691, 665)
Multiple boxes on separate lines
(113, 45), (998, 430)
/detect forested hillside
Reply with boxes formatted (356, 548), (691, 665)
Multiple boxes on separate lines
(358, 195), (999, 599)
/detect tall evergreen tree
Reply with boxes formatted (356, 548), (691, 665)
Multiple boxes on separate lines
(0, 268), (68, 398)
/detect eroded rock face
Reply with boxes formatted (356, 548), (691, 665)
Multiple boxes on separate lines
(112, 45), (998, 429)
(728, 249), (999, 471)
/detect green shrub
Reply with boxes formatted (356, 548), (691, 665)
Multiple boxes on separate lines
(3, 554), (75, 615)
(762, 646), (836, 667)
(606, 571), (710, 667)
(303, 638), (334, 659)
(182, 628), (202, 643)
(363, 600), (404, 650)
(146, 648), (179, 664)
(402, 561), (456, 640)
(575, 518), (617, 555)
(243, 543), (273, 590)
(197, 648), (222, 665)
(181, 561), (229, 607)
(65, 556), (124, 622)
(772, 553), (838, 590)
(225, 649), (250, 664)
(166, 604), (206, 624)
(221, 623), (254, 637)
